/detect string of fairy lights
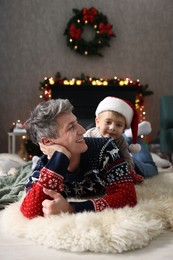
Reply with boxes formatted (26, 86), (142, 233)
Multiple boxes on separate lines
(39, 73), (153, 123)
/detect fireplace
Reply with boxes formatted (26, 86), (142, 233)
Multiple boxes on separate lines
(51, 85), (138, 128)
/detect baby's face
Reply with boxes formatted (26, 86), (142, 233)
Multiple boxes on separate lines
(95, 111), (126, 139)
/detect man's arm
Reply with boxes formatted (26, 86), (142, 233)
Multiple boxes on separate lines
(67, 140), (137, 213)
(38, 172), (137, 216)
(91, 179), (137, 211)
(39, 146), (137, 215)
(68, 161), (137, 213)
(20, 151), (69, 219)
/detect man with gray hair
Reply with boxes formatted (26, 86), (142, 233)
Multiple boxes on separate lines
(20, 98), (137, 219)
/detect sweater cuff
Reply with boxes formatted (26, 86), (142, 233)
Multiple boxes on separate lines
(69, 200), (95, 213)
(46, 151), (70, 176)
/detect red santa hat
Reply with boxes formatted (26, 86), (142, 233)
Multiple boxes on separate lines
(95, 96), (141, 152)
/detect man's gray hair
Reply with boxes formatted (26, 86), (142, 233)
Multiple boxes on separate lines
(25, 99), (73, 144)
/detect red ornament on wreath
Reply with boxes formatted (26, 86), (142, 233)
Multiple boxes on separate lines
(64, 7), (116, 57)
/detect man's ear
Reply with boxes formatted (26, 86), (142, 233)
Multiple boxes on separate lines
(41, 137), (54, 146)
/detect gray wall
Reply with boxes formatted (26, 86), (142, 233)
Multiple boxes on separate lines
(0, 0), (173, 153)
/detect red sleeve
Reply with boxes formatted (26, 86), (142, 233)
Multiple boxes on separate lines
(20, 151), (70, 219)
(90, 180), (137, 211)
(20, 167), (64, 219)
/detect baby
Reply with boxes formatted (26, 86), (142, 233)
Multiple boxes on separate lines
(84, 96), (146, 184)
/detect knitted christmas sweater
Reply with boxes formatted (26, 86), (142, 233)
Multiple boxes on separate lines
(85, 127), (134, 170)
(20, 137), (137, 219)
(84, 128), (144, 184)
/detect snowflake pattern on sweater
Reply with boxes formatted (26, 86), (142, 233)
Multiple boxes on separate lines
(20, 137), (137, 218)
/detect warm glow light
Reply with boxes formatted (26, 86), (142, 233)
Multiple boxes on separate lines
(103, 81), (108, 86)
(63, 80), (69, 85)
(119, 80), (124, 86)
(124, 79), (129, 85)
(96, 80), (101, 86)
(69, 80), (75, 85)
(49, 77), (55, 85)
(76, 80), (82, 85)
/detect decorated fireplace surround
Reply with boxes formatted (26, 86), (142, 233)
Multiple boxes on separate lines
(39, 72), (153, 128)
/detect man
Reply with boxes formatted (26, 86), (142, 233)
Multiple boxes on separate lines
(20, 99), (137, 219)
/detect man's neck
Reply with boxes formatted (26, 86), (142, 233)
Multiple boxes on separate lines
(68, 154), (81, 173)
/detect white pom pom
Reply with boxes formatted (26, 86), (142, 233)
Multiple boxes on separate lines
(129, 143), (141, 153)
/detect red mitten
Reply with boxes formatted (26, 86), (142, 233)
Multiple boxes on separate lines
(130, 170), (144, 184)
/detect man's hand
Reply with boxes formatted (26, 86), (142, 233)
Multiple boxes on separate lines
(42, 188), (75, 217)
(39, 143), (71, 159)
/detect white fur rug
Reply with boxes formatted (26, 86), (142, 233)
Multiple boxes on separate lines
(1, 171), (173, 254)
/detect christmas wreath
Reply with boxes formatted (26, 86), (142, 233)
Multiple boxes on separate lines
(64, 7), (115, 57)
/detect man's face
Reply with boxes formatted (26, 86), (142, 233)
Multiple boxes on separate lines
(51, 112), (88, 155)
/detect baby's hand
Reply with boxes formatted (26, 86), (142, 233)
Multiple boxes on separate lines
(39, 143), (71, 159)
